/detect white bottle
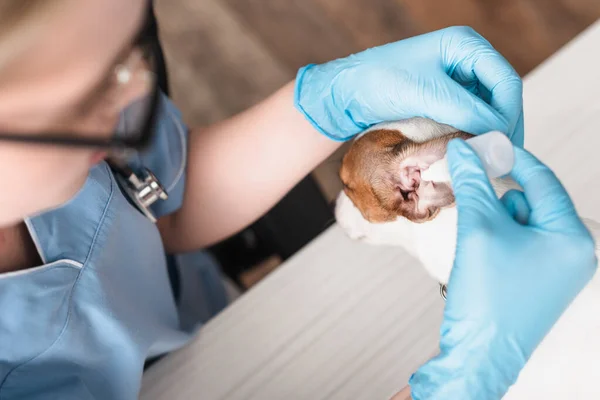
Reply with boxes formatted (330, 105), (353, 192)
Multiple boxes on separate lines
(420, 131), (515, 182)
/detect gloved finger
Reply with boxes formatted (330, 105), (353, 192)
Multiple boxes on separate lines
(400, 73), (510, 136)
(509, 109), (525, 148)
(476, 81), (492, 105)
(468, 55), (522, 140)
(501, 189), (530, 225)
(447, 139), (503, 220)
(461, 79), (480, 97)
(446, 28), (523, 140)
(509, 147), (580, 231)
(345, 67), (510, 136)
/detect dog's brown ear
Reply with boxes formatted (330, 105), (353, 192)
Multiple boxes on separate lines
(339, 129), (409, 223)
(343, 185), (396, 223)
(354, 129), (407, 150)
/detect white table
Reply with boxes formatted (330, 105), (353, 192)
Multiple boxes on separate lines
(140, 19), (600, 400)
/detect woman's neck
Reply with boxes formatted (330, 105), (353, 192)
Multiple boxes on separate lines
(0, 223), (42, 274)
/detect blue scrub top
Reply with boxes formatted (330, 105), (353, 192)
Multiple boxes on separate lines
(0, 93), (230, 399)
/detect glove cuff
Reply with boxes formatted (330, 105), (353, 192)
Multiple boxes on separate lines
(293, 63), (360, 142)
(408, 332), (525, 400)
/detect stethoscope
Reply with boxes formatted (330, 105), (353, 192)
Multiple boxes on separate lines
(107, 154), (168, 224)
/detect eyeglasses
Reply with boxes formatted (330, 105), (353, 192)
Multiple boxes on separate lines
(0, 9), (161, 154)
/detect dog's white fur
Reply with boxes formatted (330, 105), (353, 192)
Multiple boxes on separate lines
(335, 118), (600, 398)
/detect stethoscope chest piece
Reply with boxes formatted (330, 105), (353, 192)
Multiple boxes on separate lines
(440, 283), (447, 301)
(112, 165), (168, 223)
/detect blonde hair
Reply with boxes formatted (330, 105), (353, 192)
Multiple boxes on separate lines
(0, 0), (64, 70)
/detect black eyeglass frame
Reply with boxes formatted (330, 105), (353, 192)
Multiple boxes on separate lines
(0, 7), (162, 153)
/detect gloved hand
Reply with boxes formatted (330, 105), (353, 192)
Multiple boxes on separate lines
(294, 26), (524, 146)
(407, 140), (598, 399)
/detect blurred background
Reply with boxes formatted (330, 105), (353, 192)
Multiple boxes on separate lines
(153, 0), (600, 289)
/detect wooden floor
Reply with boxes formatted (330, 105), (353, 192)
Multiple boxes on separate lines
(154, 0), (600, 202)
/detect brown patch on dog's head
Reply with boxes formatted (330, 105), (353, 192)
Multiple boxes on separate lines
(340, 128), (472, 223)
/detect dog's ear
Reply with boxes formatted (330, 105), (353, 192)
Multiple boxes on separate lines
(339, 129), (409, 223)
(345, 186), (397, 223)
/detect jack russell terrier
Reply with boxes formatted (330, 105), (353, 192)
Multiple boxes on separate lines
(334, 117), (600, 399)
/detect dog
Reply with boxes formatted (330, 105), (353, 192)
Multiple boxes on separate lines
(334, 117), (600, 398)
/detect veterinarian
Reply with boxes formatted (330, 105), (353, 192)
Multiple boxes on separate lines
(0, 1), (595, 399)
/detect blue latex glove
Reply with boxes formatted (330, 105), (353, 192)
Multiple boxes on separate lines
(294, 26), (524, 146)
(408, 140), (598, 399)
